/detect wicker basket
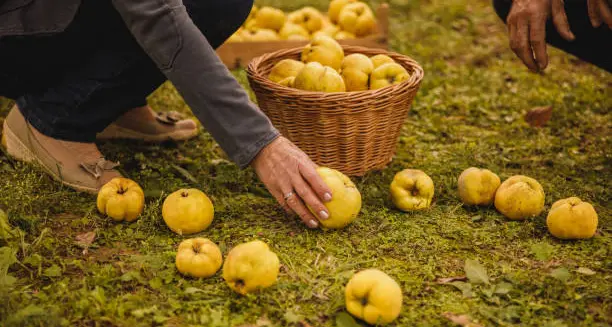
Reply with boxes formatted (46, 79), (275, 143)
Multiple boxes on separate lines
(247, 45), (424, 176)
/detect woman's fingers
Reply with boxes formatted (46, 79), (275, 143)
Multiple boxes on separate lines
(292, 175), (329, 222)
(281, 184), (319, 229)
(271, 188), (294, 215)
(299, 161), (332, 202)
(552, 0), (576, 41)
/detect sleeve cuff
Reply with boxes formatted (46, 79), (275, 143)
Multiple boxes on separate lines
(233, 129), (281, 169)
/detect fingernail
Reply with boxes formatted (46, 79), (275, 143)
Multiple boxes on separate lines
(323, 193), (332, 202)
(309, 220), (319, 228)
(319, 211), (329, 220)
(539, 62), (546, 70)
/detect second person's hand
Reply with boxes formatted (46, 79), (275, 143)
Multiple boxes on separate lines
(587, 0), (612, 29)
(506, 0), (575, 72)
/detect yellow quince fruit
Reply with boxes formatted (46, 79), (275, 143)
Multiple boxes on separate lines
(97, 178), (145, 222)
(294, 62), (346, 92)
(369, 63), (410, 90)
(345, 269), (403, 324)
(301, 35), (345, 71)
(457, 167), (501, 206)
(175, 238), (223, 278)
(268, 59), (305, 83)
(494, 175), (545, 220)
(254, 7), (286, 32)
(390, 169), (435, 211)
(340, 53), (374, 91)
(222, 240), (280, 295)
(547, 197), (598, 239)
(311, 167), (361, 229)
(338, 2), (376, 37)
(329, 0), (358, 24)
(162, 188), (214, 235)
(370, 54), (395, 68)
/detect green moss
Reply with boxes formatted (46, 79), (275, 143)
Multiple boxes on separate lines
(0, 0), (610, 326)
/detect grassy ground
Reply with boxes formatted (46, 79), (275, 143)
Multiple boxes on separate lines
(0, 0), (610, 326)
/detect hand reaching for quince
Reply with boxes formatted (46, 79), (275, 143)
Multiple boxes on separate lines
(251, 136), (332, 228)
(507, 0), (611, 73)
(506, 0), (574, 72)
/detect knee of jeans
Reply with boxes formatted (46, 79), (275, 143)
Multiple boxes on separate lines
(230, 0), (254, 30)
(186, 0), (254, 47)
(492, 0), (511, 23)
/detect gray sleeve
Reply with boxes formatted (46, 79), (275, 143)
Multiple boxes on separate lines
(111, 0), (279, 168)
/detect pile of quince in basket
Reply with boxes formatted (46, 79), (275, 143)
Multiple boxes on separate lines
(268, 35), (409, 92)
(229, 0), (378, 42)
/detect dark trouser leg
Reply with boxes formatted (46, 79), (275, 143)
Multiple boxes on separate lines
(493, 0), (612, 73)
(0, 0), (253, 142)
(184, 0), (254, 49)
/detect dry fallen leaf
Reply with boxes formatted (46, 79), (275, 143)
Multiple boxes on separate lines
(436, 276), (468, 284)
(235, 316), (274, 327)
(442, 312), (484, 327)
(75, 231), (96, 255)
(299, 321), (314, 327)
(576, 267), (596, 276)
(525, 105), (553, 127)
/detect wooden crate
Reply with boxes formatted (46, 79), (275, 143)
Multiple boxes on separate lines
(216, 3), (390, 69)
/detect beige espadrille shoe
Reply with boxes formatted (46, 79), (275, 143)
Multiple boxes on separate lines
(97, 106), (199, 142)
(2, 106), (122, 194)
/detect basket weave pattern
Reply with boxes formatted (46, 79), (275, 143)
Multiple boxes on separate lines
(247, 45), (424, 176)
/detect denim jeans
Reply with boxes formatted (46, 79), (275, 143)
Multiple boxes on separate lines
(0, 0), (253, 142)
(493, 0), (612, 73)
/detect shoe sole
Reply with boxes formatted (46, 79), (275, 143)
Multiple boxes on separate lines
(96, 123), (199, 142)
(2, 120), (99, 194)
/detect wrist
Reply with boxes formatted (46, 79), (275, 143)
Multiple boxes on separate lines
(250, 135), (283, 168)
(232, 130), (279, 169)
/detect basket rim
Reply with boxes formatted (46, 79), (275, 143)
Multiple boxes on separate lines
(247, 45), (424, 98)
